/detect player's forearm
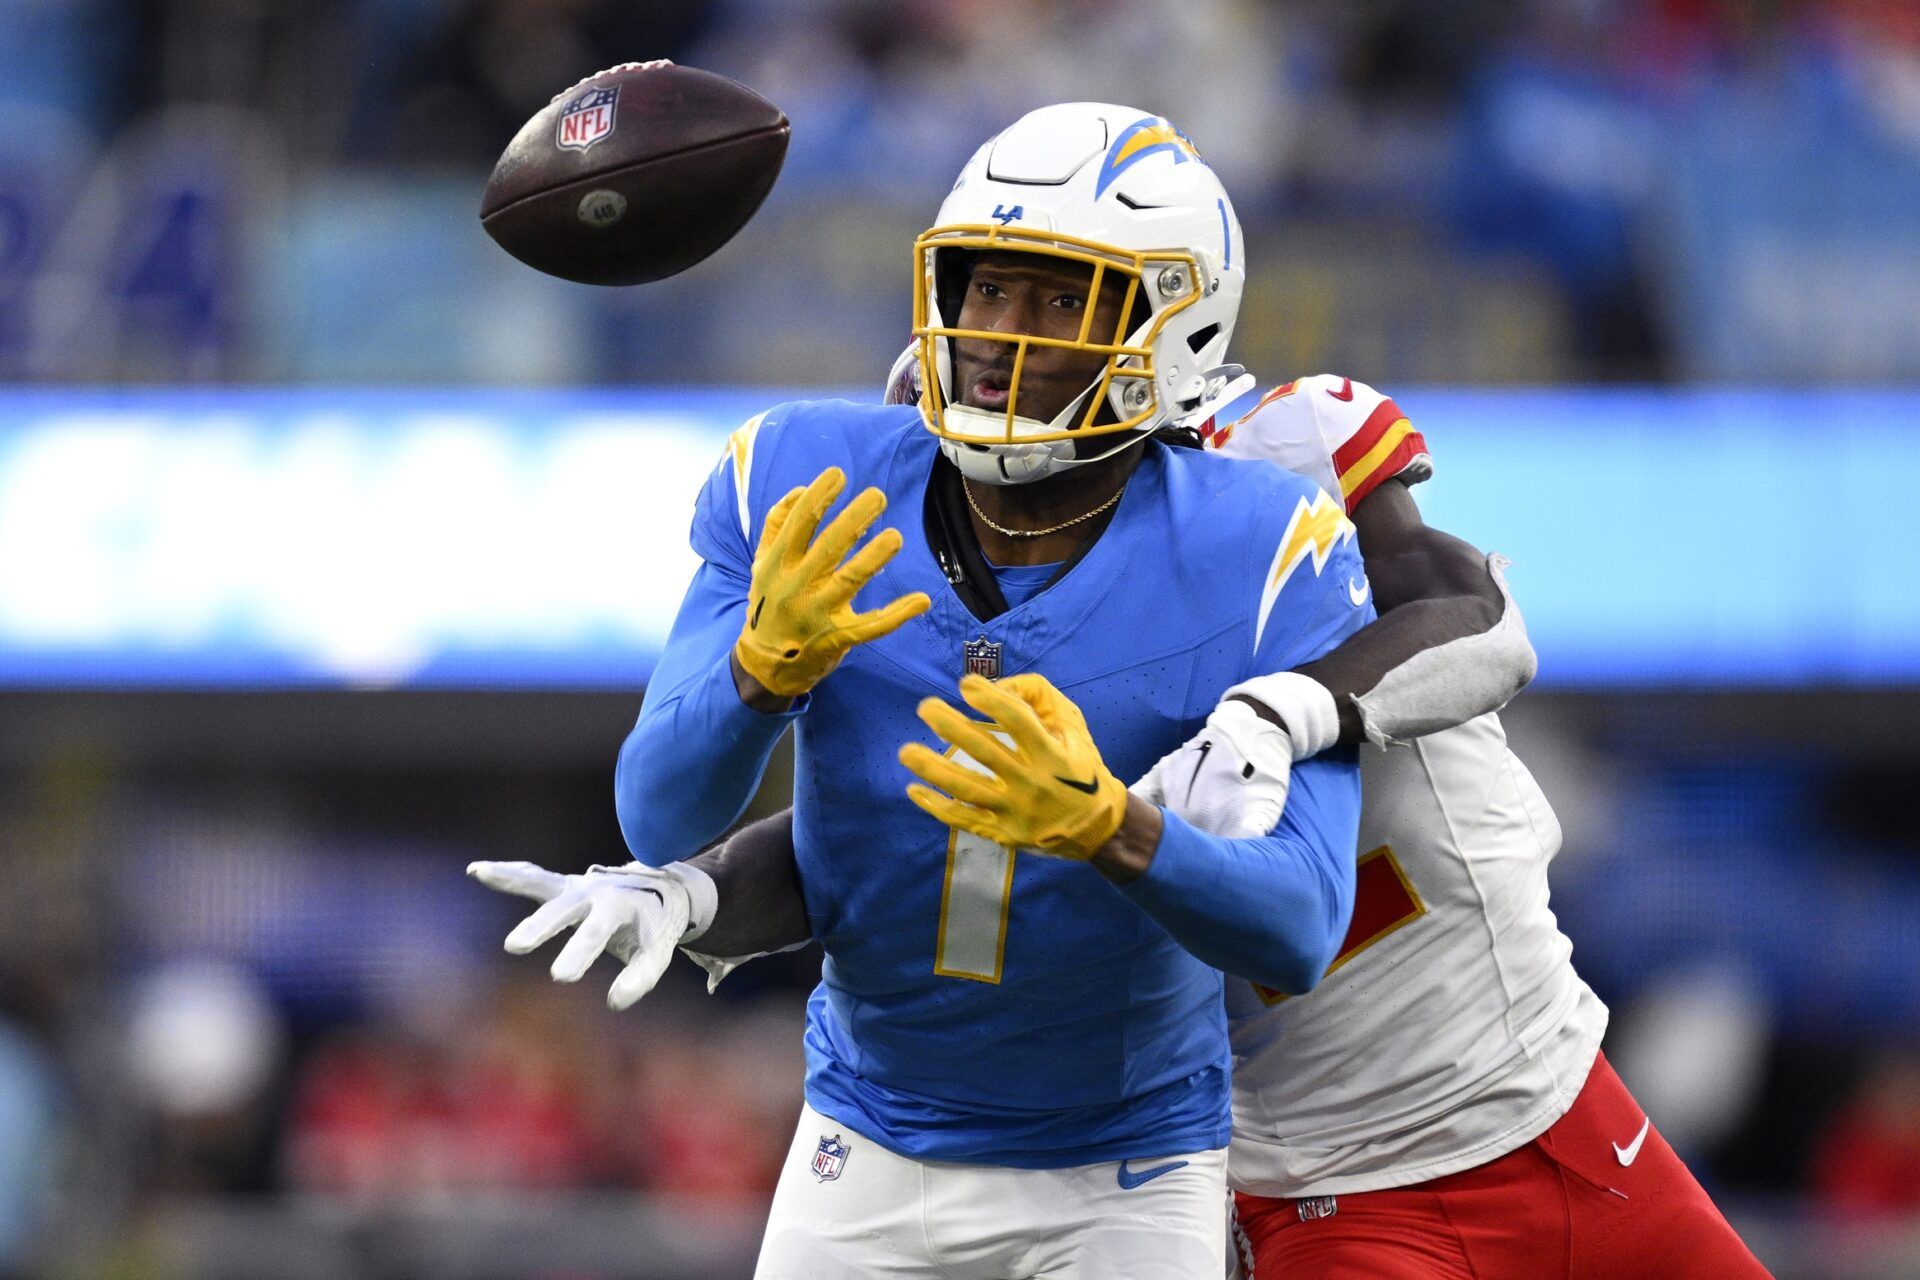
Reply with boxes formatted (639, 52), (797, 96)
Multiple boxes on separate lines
(1107, 759), (1361, 993)
(618, 567), (805, 864)
(617, 658), (800, 865)
(1111, 811), (1351, 994)
(1293, 589), (1501, 742)
(1280, 482), (1533, 747)
(1296, 555), (1534, 748)
(684, 808), (812, 956)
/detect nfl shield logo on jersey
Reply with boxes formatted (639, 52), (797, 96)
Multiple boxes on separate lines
(811, 1133), (850, 1182)
(964, 637), (1003, 679)
(556, 86), (619, 151)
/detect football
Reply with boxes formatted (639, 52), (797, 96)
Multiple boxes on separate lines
(480, 61), (789, 286)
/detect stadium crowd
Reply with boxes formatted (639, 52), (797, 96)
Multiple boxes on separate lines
(0, 0), (1913, 384)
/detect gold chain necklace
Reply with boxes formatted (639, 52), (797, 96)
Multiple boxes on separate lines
(962, 477), (1126, 539)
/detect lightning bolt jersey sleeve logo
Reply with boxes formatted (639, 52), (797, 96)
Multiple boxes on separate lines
(1257, 490), (1360, 654)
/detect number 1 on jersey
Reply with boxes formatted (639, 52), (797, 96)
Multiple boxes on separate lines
(932, 743), (1016, 983)
(935, 829), (1015, 982)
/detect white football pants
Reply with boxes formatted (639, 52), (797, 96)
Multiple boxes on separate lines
(754, 1102), (1227, 1279)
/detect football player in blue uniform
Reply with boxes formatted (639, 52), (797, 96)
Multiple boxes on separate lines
(476, 103), (1372, 1277)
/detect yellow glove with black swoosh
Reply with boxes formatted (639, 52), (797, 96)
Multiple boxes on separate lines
(734, 466), (933, 699)
(899, 673), (1129, 861)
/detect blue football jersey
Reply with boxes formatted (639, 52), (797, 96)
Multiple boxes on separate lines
(620, 401), (1372, 1167)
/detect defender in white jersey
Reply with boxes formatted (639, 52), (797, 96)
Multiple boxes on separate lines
(1203, 375), (1608, 1196)
(1189, 375), (1767, 1278)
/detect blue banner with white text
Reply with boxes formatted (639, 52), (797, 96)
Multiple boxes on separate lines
(0, 386), (1910, 688)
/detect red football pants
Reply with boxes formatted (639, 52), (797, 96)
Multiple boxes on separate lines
(1234, 1053), (1771, 1279)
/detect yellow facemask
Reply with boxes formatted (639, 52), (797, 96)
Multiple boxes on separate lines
(910, 223), (1208, 450)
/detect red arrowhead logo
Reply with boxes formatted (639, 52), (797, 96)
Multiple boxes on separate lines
(1327, 377), (1354, 402)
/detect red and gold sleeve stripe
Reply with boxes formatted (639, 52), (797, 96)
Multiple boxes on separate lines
(1331, 399), (1427, 512)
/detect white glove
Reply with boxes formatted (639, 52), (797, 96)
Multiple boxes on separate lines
(467, 859), (717, 1010)
(1132, 698), (1296, 838)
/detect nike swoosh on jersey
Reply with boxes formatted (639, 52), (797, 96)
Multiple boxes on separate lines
(1347, 576), (1370, 606)
(1327, 377), (1354, 401)
(1116, 1158), (1190, 1190)
(1613, 1117), (1651, 1166)
(1055, 774), (1101, 795)
(1184, 740), (1213, 801)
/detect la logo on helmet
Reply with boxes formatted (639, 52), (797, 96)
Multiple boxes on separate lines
(991, 204), (1024, 225)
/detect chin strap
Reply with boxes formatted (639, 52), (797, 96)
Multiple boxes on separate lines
(933, 364), (1255, 487)
(938, 434), (1070, 485)
(936, 369), (1104, 485)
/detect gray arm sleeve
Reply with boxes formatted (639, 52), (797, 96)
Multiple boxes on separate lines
(1350, 555), (1537, 748)
(683, 940), (811, 993)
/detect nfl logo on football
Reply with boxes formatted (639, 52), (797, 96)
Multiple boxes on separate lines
(811, 1133), (850, 1183)
(557, 86), (619, 152)
(964, 637), (1003, 679)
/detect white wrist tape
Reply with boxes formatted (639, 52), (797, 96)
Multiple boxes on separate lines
(662, 860), (718, 942)
(1220, 671), (1340, 760)
(1351, 554), (1538, 749)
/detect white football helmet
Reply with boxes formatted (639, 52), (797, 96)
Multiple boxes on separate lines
(912, 102), (1250, 485)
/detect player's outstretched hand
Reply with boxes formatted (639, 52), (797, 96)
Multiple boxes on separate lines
(1132, 699), (1294, 839)
(900, 673), (1128, 861)
(734, 466), (933, 699)
(466, 859), (716, 1010)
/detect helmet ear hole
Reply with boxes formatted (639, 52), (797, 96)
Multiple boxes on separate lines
(1186, 323), (1220, 354)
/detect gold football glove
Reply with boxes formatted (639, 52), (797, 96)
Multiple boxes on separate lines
(900, 673), (1128, 861)
(734, 466), (932, 698)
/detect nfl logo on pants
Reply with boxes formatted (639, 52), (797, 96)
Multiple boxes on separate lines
(1297, 1195), (1338, 1221)
(811, 1134), (850, 1182)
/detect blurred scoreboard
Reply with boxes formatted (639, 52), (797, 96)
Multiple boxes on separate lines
(0, 386), (1912, 688)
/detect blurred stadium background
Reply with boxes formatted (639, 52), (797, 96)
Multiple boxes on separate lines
(0, 0), (1918, 1277)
